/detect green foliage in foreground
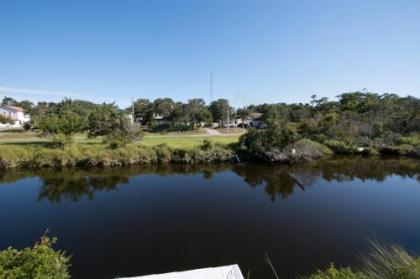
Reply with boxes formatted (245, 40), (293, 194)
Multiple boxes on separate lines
(0, 235), (70, 279)
(304, 264), (365, 279)
(303, 243), (420, 279)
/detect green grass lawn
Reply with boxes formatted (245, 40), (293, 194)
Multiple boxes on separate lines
(139, 134), (240, 148)
(0, 131), (240, 148)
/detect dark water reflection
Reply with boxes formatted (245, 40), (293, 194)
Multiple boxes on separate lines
(0, 157), (419, 278)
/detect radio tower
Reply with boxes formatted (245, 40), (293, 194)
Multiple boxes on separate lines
(210, 72), (214, 103)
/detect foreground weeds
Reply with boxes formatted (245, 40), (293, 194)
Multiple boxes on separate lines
(303, 242), (420, 279)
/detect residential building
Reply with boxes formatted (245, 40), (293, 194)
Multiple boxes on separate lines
(235, 112), (266, 128)
(0, 105), (31, 129)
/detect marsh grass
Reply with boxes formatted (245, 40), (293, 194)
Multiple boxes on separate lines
(360, 241), (420, 279)
(303, 242), (420, 279)
(0, 142), (235, 169)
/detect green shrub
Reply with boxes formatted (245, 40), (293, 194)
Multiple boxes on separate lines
(193, 147), (235, 163)
(103, 126), (143, 148)
(172, 149), (193, 163)
(400, 136), (420, 147)
(291, 139), (332, 161)
(238, 125), (297, 159)
(50, 134), (74, 148)
(324, 140), (356, 154)
(0, 235), (70, 279)
(153, 144), (172, 163)
(200, 138), (214, 151)
(303, 264), (365, 279)
(303, 243), (420, 279)
(396, 144), (415, 156)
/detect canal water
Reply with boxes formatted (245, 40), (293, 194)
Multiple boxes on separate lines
(0, 157), (419, 278)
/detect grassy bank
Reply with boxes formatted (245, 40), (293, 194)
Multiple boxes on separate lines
(0, 142), (236, 169)
(0, 131), (239, 169)
(1, 130), (418, 170)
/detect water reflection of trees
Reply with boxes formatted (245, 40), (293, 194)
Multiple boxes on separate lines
(0, 165), (232, 203)
(0, 157), (418, 203)
(232, 164), (319, 201)
(232, 157), (420, 201)
(37, 173), (129, 202)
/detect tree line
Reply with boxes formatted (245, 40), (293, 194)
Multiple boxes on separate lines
(237, 92), (420, 160)
(131, 97), (235, 129)
(1, 92), (419, 155)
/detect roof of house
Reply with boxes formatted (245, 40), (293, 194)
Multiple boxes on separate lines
(1, 105), (25, 112)
(249, 112), (263, 119)
(117, 265), (244, 279)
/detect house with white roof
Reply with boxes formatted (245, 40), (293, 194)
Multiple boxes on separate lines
(117, 264), (244, 279)
(235, 112), (267, 128)
(0, 105), (31, 129)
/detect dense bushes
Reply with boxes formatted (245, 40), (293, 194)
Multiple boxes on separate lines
(237, 124), (298, 161)
(236, 92), (420, 161)
(0, 235), (70, 279)
(0, 142), (236, 169)
(291, 139), (333, 161)
(324, 140), (357, 154)
(238, 127), (419, 162)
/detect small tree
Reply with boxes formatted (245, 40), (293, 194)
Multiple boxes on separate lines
(0, 114), (13, 125)
(209, 99), (232, 125)
(169, 102), (188, 127)
(186, 98), (211, 129)
(88, 103), (143, 148)
(153, 98), (174, 119)
(236, 107), (250, 127)
(133, 98), (154, 125)
(0, 234), (70, 279)
(34, 99), (95, 146)
(238, 114), (298, 160)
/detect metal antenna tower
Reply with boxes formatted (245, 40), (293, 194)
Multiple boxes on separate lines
(210, 72), (214, 103)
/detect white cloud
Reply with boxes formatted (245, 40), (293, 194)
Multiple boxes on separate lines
(0, 85), (115, 103)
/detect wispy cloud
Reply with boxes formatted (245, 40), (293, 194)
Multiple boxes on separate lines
(0, 86), (89, 99)
(0, 85), (115, 103)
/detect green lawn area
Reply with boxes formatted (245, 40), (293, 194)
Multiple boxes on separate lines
(0, 131), (240, 148)
(140, 134), (240, 148)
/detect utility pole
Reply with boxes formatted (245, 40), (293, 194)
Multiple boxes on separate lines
(131, 97), (135, 125)
(226, 105), (230, 134)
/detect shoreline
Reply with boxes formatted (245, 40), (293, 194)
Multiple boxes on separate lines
(0, 143), (418, 170)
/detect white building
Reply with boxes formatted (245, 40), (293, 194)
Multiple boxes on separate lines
(0, 105), (31, 129)
(235, 112), (266, 128)
(118, 264), (244, 279)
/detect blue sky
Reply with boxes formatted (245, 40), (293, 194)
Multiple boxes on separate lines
(0, 0), (419, 108)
